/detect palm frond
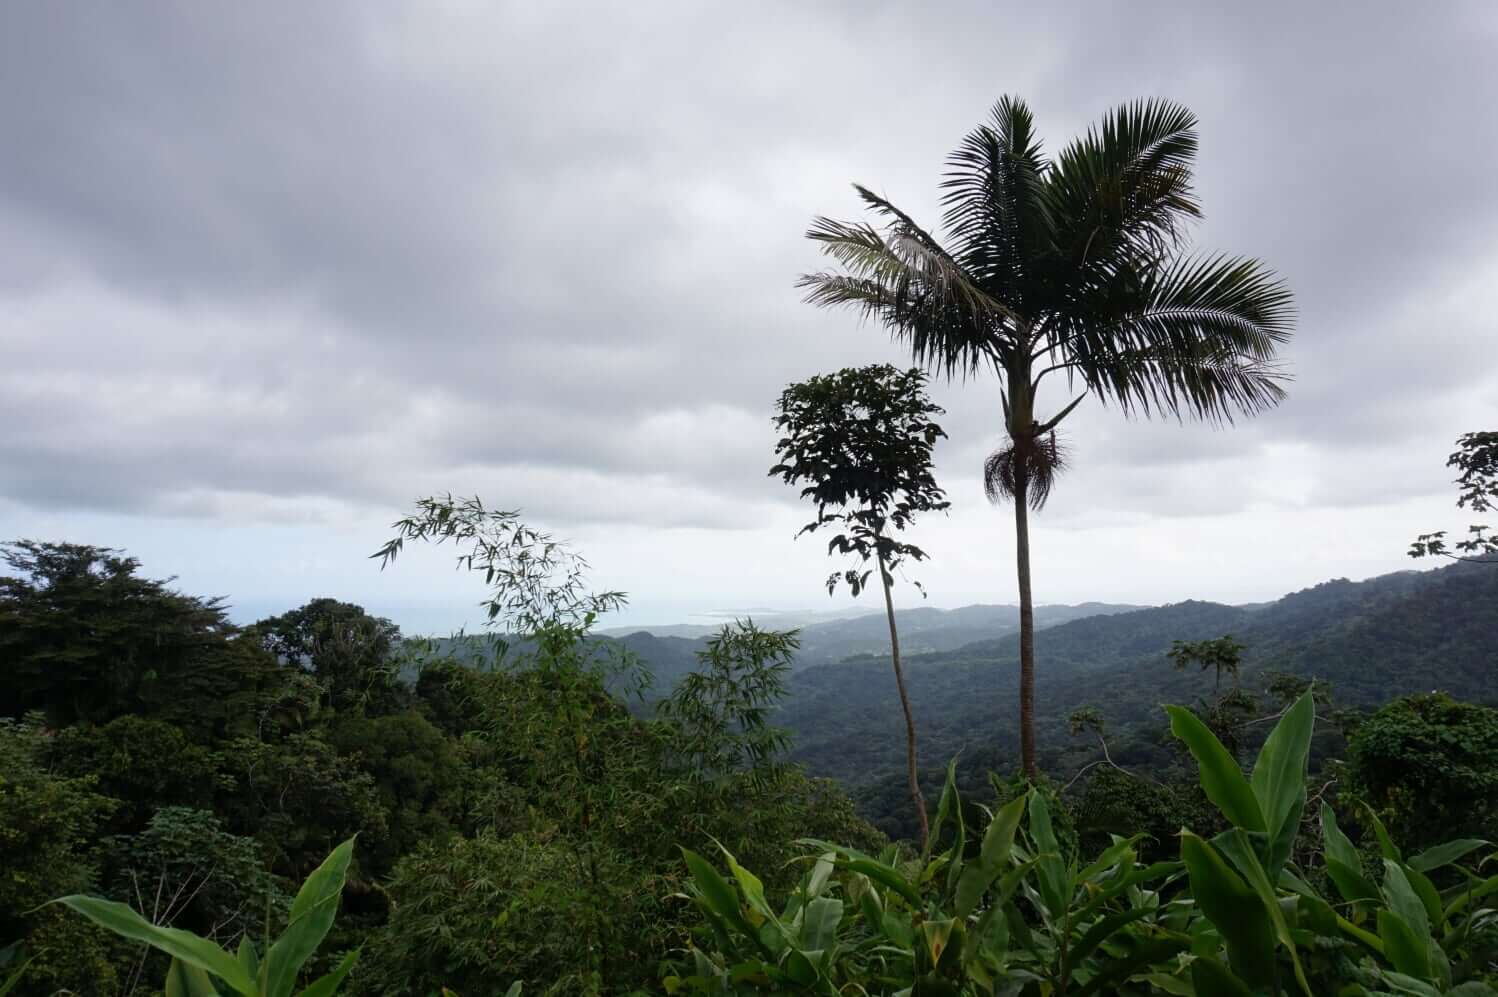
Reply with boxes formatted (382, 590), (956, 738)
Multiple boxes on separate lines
(1045, 99), (1201, 279)
(1048, 253), (1294, 422)
(939, 96), (1052, 303)
(799, 194), (1012, 377)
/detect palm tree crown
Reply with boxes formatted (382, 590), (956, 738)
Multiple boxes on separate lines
(800, 96), (1292, 434)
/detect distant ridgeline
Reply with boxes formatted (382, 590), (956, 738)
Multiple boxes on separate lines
(397, 600), (1145, 693)
(531, 562), (1493, 790)
(776, 561), (1498, 790)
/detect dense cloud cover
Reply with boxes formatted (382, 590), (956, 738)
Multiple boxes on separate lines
(3, 2), (1495, 628)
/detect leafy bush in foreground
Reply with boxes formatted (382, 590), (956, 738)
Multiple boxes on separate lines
(56, 838), (360, 996)
(674, 693), (1498, 995)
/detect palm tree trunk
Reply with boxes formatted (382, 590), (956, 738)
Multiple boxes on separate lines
(879, 549), (929, 849)
(1013, 467), (1038, 782)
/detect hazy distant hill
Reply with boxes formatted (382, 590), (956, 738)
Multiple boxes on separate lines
(600, 600), (1144, 682)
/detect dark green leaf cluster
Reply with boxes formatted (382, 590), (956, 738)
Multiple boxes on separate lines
(799, 97), (1293, 431)
(1412, 431), (1498, 562)
(677, 695), (1498, 995)
(770, 364), (949, 596)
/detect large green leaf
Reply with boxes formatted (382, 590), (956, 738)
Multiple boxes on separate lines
(1409, 839), (1489, 874)
(165, 959), (221, 997)
(953, 793), (1026, 917)
(262, 837), (356, 997)
(54, 896), (255, 995)
(1378, 909), (1431, 981)
(1190, 955), (1255, 997)
(843, 857), (922, 908)
(0, 957), (31, 997)
(1322, 803), (1379, 904)
(1382, 861), (1432, 942)
(1071, 938), (1186, 997)
(1212, 829), (1311, 996)
(1377, 971), (1443, 997)
(1447, 983), (1498, 997)
(800, 898), (842, 952)
(1364, 806), (1403, 862)
(1250, 692), (1314, 840)
(297, 949), (358, 997)
(720, 845), (783, 937)
(683, 847), (763, 950)
(1076, 833), (1145, 885)
(1167, 706), (1265, 832)
(236, 937), (259, 983)
(1181, 833), (1277, 993)
(1445, 871), (1498, 920)
(1063, 907), (1155, 980)
(926, 758), (963, 863)
(1027, 790), (1070, 922)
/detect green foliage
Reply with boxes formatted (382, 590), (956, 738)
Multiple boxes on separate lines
(102, 806), (286, 947)
(360, 831), (620, 997)
(324, 711), (464, 875)
(0, 717), (126, 995)
(0, 541), (240, 728)
(58, 837), (359, 996)
(1168, 635), (1246, 694)
(250, 599), (406, 713)
(46, 715), (222, 832)
(1411, 431), (1498, 561)
(7, 518), (1496, 995)
(218, 730), (387, 880)
(1347, 694), (1498, 850)
(769, 364), (949, 597)
(679, 692), (1498, 996)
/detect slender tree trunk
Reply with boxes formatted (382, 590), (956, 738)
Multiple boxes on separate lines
(1013, 467), (1038, 782)
(879, 549), (929, 850)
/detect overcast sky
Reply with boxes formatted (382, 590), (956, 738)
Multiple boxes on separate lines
(2, 2), (1495, 633)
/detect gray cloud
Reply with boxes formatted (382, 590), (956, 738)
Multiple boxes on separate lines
(2, 0), (1494, 554)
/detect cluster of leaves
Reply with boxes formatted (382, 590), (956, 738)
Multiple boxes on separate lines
(2, 519), (889, 995)
(677, 694), (1498, 995)
(1412, 431), (1498, 561)
(769, 364), (949, 598)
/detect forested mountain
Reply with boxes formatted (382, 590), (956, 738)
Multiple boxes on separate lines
(757, 562), (1498, 795)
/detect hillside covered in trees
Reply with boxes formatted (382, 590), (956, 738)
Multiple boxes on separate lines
(769, 561), (1498, 791)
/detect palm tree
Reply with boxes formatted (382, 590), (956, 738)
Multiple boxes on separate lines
(799, 97), (1294, 780)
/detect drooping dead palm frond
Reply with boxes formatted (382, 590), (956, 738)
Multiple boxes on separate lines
(983, 431), (1069, 509)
